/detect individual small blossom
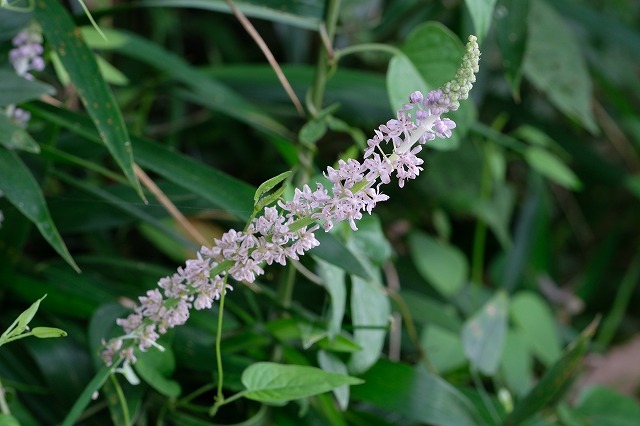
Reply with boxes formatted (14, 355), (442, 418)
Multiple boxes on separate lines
(3, 105), (31, 128)
(101, 35), (480, 367)
(10, 28), (45, 79)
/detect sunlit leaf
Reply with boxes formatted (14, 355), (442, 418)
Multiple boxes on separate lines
(462, 291), (509, 375)
(241, 362), (363, 402)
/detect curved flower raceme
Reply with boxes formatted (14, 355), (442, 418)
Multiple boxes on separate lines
(101, 35), (481, 367)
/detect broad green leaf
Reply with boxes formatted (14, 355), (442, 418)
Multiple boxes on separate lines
(241, 362), (363, 402)
(135, 347), (182, 397)
(309, 232), (371, 279)
(81, 27), (294, 141)
(409, 231), (468, 298)
(351, 360), (482, 426)
(138, 0), (323, 30)
(316, 259), (346, 339)
(347, 275), (390, 374)
(568, 386), (640, 426)
(31, 327), (67, 338)
(0, 113), (40, 153)
(318, 350), (350, 410)
(33, 0), (143, 198)
(462, 291), (509, 375)
(465, 0), (498, 43)
(522, 0), (598, 134)
(350, 215), (393, 265)
(500, 331), (533, 397)
(510, 291), (562, 367)
(299, 118), (328, 146)
(401, 289), (463, 332)
(387, 22), (475, 150)
(525, 147), (582, 190)
(495, 0), (529, 97)
(420, 325), (467, 374)
(0, 148), (79, 272)
(503, 319), (598, 426)
(0, 69), (55, 106)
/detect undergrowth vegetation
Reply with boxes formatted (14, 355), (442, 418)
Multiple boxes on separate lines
(1, 0), (639, 425)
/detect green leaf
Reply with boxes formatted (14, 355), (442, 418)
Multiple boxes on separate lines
(254, 171), (291, 203)
(31, 327), (68, 338)
(465, 0), (498, 43)
(135, 347), (181, 397)
(241, 362), (363, 403)
(0, 113), (40, 153)
(522, 0), (598, 134)
(351, 360), (482, 426)
(299, 119), (328, 146)
(387, 22), (474, 150)
(1, 295), (45, 340)
(0, 8), (31, 41)
(318, 350), (350, 410)
(408, 231), (468, 298)
(0, 148), (79, 272)
(525, 147), (582, 190)
(348, 275), (390, 374)
(28, 102), (256, 222)
(500, 331), (533, 397)
(0, 69), (55, 106)
(61, 365), (113, 426)
(0, 414), (20, 426)
(316, 259), (347, 339)
(570, 386), (640, 426)
(420, 325), (467, 374)
(510, 291), (562, 367)
(33, 0), (143, 198)
(462, 291), (509, 375)
(495, 0), (529, 97)
(350, 215), (393, 265)
(503, 319), (599, 426)
(137, 0), (323, 30)
(309, 232), (371, 279)
(81, 26), (294, 142)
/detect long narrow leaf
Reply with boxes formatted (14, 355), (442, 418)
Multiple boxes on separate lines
(33, 0), (143, 199)
(0, 148), (79, 272)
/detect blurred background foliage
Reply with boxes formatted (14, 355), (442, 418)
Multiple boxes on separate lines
(0, 0), (640, 424)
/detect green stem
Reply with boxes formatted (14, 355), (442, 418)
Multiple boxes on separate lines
(214, 275), (230, 403)
(110, 374), (131, 426)
(310, 0), (342, 112)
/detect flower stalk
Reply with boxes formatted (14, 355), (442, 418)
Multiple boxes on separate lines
(101, 36), (481, 371)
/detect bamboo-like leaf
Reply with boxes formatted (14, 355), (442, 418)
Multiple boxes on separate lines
(33, 0), (143, 198)
(0, 148), (79, 272)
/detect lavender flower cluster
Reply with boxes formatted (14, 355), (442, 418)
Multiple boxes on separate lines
(101, 35), (480, 367)
(4, 27), (45, 128)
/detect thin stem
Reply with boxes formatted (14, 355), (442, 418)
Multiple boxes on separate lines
(109, 374), (131, 426)
(310, 0), (342, 111)
(278, 263), (297, 309)
(226, 0), (304, 116)
(214, 275), (230, 403)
